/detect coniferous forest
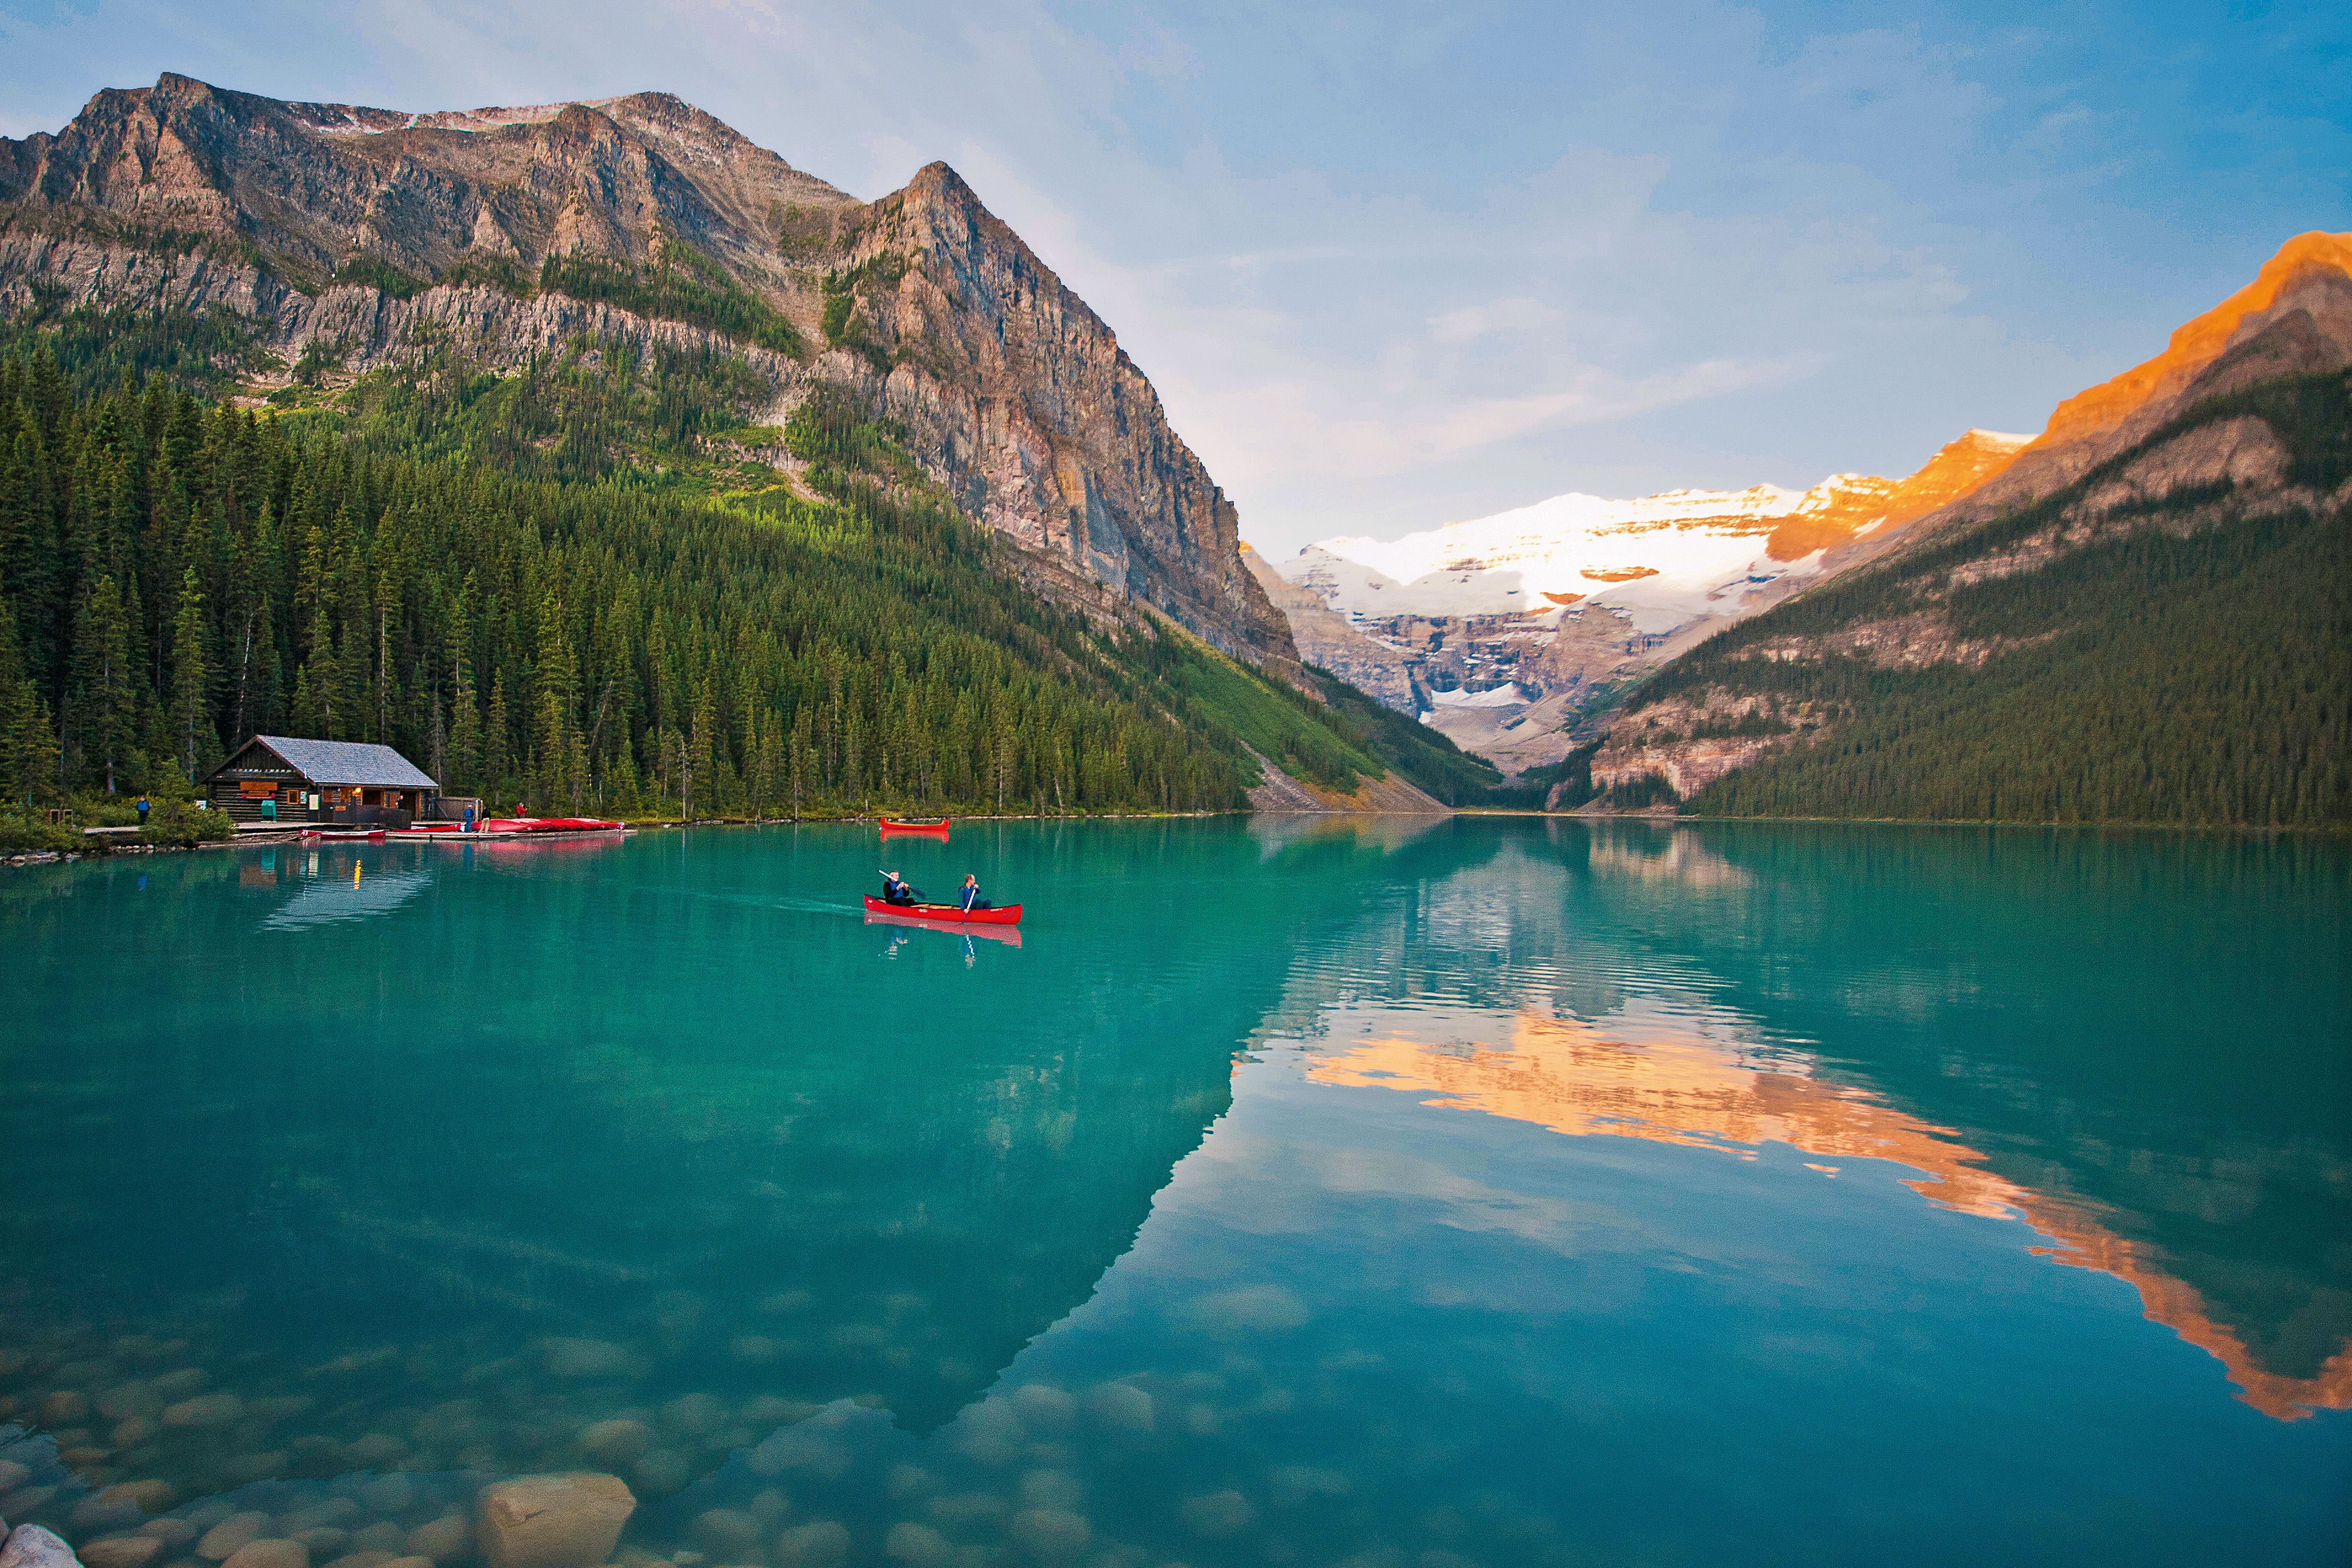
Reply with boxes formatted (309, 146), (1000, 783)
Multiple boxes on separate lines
(0, 329), (1482, 828)
(1631, 371), (2352, 828)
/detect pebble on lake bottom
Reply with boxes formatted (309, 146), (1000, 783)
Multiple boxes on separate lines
(219, 1540), (307, 1568)
(76, 1537), (164, 1568)
(630, 1453), (691, 1498)
(1079, 1384), (1153, 1437)
(344, 1524), (406, 1556)
(136, 1520), (199, 1549)
(770, 1522), (847, 1568)
(687, 1511), (760, 1558)
(403, 1516), (469, 1562)
(196, 1514), (270, 1561)
(1007, 1509), (1090, 1562)
(573, 1423), (647, 1469)
(1178, 1490), (1254, 1539)
(879, 1523), (949, 1568)
(161, 1397), (242, 1431)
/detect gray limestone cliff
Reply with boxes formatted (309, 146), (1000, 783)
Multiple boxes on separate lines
(0, 73), (1297, 669)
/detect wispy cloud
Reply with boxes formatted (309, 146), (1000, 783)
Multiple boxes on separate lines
(0, 0), (2335, 551)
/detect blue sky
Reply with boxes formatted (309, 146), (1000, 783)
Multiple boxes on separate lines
(2, 1), (2346, 553)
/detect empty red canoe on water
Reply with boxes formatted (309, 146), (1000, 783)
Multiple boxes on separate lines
(477, 817), (626, 834)
(879, 817), (950, 837)
(863, 895), (1021, 925)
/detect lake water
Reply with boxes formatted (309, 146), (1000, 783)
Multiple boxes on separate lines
(2, 819), (2347, 1567)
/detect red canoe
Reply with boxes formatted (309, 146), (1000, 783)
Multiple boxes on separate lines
(862, 895), (1021, 925)
(879, 817), (950, 837)
(477, 816), (626, 834)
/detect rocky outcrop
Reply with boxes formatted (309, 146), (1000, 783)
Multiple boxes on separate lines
(1880, 231), (2352, 545)
(0, 74), (1298, 669)
(847, 164), (1295, 667)
(1243, 750), (1448, 814)
(0, 75), (851, 290)
(1240, 543), (1413, 710)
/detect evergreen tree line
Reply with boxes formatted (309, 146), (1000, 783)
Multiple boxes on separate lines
(0, 347), (1269, 818)
(1626, 373), (2352, 827)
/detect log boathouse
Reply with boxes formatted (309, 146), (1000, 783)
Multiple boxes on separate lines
(203, 736), (445, 829)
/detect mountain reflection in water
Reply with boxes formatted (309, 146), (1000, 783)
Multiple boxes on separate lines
(0, 819), (2343, 1567)
(1307, 1002), (2350, 1420)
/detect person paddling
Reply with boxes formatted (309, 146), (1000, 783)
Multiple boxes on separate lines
(879, 869), (921, 907)
(958, 874), (992, 912)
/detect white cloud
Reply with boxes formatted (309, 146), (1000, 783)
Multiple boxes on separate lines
(0, 0), (2287, 553)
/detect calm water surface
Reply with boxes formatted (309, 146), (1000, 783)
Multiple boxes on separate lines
(1, 819), (2346, 1566)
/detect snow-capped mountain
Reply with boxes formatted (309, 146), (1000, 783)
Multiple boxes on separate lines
(1279, 432), (2030, 635)
(1254, 429), (2032, 770)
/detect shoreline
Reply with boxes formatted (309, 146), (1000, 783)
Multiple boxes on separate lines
(10, 808), (2345, 871)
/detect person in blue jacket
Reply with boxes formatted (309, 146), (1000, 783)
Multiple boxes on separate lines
(958, 874), (992, 912)
(880, 869), (921, 906)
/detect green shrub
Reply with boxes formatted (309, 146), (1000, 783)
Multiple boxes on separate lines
(332, 254), (429, 299)
(137, 800), (237, 846)
(540, 241), (803, 357)
(440, 255), (538, 298)
(0, 813), (80, 854)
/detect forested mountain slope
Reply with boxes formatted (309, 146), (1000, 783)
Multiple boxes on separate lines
(1583, 238), (2352, 827)
(0, 72), (1295, 665)
(0, 346), (1454, 819)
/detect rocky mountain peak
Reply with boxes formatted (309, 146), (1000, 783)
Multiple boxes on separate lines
(2036, 230), (2352, 453)
(0, 73), (1297, 669)
(1882, 230), (2352, 541)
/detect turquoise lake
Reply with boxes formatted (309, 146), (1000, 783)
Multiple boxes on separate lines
(2, 818), (2348, 1566)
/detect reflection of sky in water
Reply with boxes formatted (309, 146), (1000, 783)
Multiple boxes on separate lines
(0, 821), (2345, 1567)
(1301, 992), (2352, 1422)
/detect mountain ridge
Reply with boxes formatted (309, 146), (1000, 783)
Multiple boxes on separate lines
(1256, 424), (2031, 772)
(0, 72), (1298, 670)
(1577, 230), (2352, 825)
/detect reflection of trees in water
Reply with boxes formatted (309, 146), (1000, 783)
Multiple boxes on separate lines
(1267, 822), (2352, 1418)
(0, 821), (1417, 1527)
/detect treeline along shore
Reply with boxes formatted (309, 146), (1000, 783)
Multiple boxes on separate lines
(0, 345), (1456, 840)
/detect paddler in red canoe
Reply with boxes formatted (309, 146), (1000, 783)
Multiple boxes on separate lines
(958, 874), (993, 912)
(879, 869), (921, 907)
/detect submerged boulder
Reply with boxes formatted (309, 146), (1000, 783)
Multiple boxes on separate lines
(476, 1475), (635, 1568)
(1, 1524), (83, 1568)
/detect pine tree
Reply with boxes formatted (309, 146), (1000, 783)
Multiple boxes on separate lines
(484, 670), (512, 805)
(0, 600), (59, 805)
(67, 573), (136, 793)
(446, 608), (479, 795)
(169, 564), (211, 779)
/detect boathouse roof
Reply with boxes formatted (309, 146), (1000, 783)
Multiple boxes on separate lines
(210, 735), (439, 790)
